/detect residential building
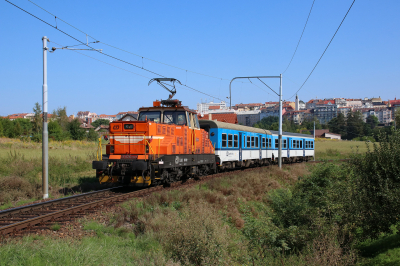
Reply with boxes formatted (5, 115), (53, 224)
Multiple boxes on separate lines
(234, 103), (263, 111)
(236, 110), (261, 126)
(284, 109), (313, 125)
(96, 114), (117, 123)
(197, 101), (227, 114)
(335, 98), (347, 108)
(116, 111), (138, 120)
(360, 108), (392, 124)
(260, 107), (287, 120)
(346, 99), (362, 108)
(314, 102), (338, 124)
(337, 107), (352, 117)
(264, 101), (279, 108)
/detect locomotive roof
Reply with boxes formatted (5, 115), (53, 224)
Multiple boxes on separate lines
(199, 120), (272, 135)
(269, 130), (315, 138)
(138, 106), (197, 113)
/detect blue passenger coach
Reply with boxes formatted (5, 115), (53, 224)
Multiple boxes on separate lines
(199, 120), (314, 170)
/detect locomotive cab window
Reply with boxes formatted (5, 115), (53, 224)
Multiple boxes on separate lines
(234, 135), (238, 148)
(228, 134), (233, 148)
(163, 111), (187, 126)
(138, 111), (161, 123)
(124, 124), (134, 130)
(222, 133), (227, 148)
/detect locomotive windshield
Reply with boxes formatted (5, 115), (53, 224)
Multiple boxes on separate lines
(163, 111), (187, 125)
(138, 111), (161, 123)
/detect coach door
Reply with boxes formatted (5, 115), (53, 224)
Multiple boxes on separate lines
(239, 132), (242, 161)
(259, 135), (262, 160)
(303, 138), (306, 157)
(287, 138), (291, 158)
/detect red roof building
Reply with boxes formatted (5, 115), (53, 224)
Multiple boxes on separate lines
(198, 113), (238, 124)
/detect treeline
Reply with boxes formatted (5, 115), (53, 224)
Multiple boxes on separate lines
(328, 111), (396, 141)
(254, 116), (328, 135)
(254, 108), (400, 141)
(0, 103), (104, 142)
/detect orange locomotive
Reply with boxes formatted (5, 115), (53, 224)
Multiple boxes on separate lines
(92, 97), (215, 187)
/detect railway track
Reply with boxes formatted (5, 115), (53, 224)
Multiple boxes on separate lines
(0, 159), (344, 237)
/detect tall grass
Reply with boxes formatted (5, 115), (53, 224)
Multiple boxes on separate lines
(0, 138), (102, 207)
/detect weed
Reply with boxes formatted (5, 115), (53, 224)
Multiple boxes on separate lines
(50, 223), (61, 231)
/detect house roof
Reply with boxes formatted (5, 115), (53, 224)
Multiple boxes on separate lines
(208, 106), (220, 110)
(198, 113), (238, 124)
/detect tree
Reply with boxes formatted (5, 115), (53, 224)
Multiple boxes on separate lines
(52, 106), (69, 131)
(303, 117), (322, 130)
(48, 120), (63, 141)
(32, 102), (42, 133)
(68, 118), (85, 140)
(0, 118), (4, 137)
(328, 113), (347, 138)
(87, 128), (99, 141)
(395, 107), (400, 129)
(91, 119), (110, 128)
(346, 111), (364, 140)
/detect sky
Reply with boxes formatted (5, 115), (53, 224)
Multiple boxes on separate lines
(1, 0), (399, 116)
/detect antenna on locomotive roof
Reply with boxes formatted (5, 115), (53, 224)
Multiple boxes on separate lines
(148, 78), (182, 100)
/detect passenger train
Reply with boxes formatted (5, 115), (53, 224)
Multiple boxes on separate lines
(92, 98), (315, 187)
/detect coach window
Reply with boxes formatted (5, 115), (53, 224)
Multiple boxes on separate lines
(300, 140), (303, 149)
(222, 133), (227, 148)
(275, 139), (278, 149)
(283, 139), (287, 149)
(262, 138), (265, 148)
(251, 136), (255, 148)
(247, 136), (251, 147)
(228, 134), (233, 148)
(255, 137), (259, 148)
(312, 141), (314, 148)
(234, 135), (238, 148)
(268, 138), (272, 148)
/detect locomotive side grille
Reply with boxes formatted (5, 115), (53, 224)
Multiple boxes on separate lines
(157, 125), (162, 134)
(184, 128), (187, 154)
(171, 128), (175, 135)
(162, 126), (166, 135)
(167, 127), (170, 135)
(172, 144), (176, 154)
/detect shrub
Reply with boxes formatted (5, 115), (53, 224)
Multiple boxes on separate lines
(157, 201), (235, 265)
(349, 129), (400, 239)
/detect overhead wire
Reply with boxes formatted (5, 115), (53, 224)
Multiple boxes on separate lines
(27, 0), (230, 81)
(6, 0), (223, 101)
(282, 0), (316, 74)
(288, 0), (356, 100)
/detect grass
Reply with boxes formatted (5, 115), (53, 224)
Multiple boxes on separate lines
(0, 222), (171, 266)
(0, 164), (311, 265)
(315, 139), (370, 160)
(0, 137), (109, 209)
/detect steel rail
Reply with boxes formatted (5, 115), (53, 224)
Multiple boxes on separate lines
(0, 185), (165, 236)
(0, 186), (123, 219)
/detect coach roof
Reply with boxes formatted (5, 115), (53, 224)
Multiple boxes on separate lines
(269, 130), (314, 138)
(199, 120), (271, 135)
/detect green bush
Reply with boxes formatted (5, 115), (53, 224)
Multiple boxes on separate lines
(349, 129), (400, 239)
